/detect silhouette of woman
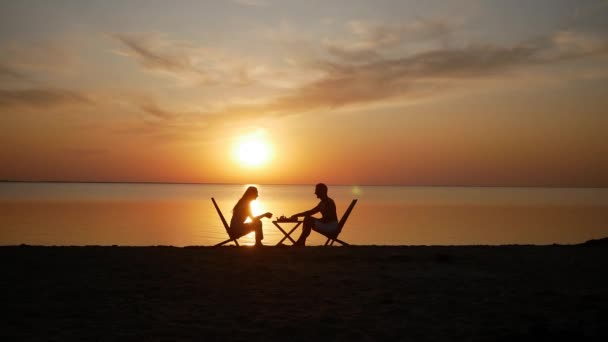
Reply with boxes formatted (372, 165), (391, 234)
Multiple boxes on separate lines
(230, 186), (272, 247)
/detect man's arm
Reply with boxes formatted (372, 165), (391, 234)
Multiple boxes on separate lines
(291, 204), (320, 218)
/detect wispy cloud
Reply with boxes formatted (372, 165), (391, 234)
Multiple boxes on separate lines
(323, 19), (457, 63)
(348, 19), (454, 48)
(114, 26), (608, 145)
(549, 31), (608, 58)
(139, 101), (179, 120)
(232, 0), (269, 7)
(111, 33), (209, 82)
(111, 32), (273, 87)
(0, 88), (92, 108)
(65, 148), (108, 157)
(0, 64), (26, 81)
(0, 39), (80, 77)
(252, 30), (608, 114)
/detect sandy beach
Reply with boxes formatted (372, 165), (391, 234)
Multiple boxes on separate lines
(2, 244), (608, 341)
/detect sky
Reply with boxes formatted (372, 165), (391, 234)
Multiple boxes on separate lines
(1, 0), (607, 186)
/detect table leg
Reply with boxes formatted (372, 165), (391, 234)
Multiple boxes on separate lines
(283, 222), (302, 244)
(273, 221), (300, 245)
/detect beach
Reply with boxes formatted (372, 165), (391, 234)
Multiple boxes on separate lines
(2, 245), (608, 341)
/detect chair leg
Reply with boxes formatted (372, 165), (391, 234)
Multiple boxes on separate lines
(333, 238), (349, 246)
(215, 238), (238, 247)
(324, 236), (349, 246)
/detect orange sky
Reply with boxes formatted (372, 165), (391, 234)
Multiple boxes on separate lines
(1, 1), (608, 186)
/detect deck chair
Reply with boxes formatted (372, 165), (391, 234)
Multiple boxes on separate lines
(211, 197), (240, 246)
(322, 199), (358, 246)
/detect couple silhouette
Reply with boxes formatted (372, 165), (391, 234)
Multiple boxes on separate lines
(229, 183), (338, 247)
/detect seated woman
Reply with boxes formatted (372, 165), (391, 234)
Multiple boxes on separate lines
(230, 186), (272, 247)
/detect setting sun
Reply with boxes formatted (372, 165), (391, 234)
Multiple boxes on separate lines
(234, 136), (272, 167)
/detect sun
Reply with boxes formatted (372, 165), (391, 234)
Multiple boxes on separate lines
(234, 135), (272, 167)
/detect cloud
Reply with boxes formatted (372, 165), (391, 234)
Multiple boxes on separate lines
(139, 101), (179, 120)
(0, 64), (26, 81)
(324, 19), (457, 64)
(112, 32), (281, 87)
(267, 29), (608, 113)
(111, 33), (209, 81)
(0, 88), (92, 108)
(233, 0), (269, 6)
(323, 42), (381, 63)
(549, 31), (608, 58)
(349, 19), (453, 48)
(121, 28), (608, 143)
(65, 148), (108, 157)
(0, 39), (80, 79)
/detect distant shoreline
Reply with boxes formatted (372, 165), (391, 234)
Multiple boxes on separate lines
(1, 180), (607, 189)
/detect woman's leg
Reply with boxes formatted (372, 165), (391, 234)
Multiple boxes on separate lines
(252, 219), (264, 244)
(230, 221), (262, 241)
(231, 221), (249, 238)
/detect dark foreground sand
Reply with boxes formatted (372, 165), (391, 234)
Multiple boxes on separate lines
(2, 245), (608, 341)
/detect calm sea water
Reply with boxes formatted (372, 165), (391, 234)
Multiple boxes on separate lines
(1, 182), (607, 246)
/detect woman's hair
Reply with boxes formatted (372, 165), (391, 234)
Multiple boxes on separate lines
(233, 186), (258, 212)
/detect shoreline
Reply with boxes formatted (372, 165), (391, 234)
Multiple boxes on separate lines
(3, 237), (607, 248)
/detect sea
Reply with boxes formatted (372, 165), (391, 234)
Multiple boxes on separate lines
(1, 182), (607, 246)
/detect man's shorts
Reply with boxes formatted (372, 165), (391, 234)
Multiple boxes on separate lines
(312, 218), (339, 236)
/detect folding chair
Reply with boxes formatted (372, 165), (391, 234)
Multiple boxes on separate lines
(323, 199), (358, 246)
(211, 197), (240, 246)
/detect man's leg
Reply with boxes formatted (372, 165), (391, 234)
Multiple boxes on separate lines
(294, 216), (313, 246)
(311, 221), (339, 239)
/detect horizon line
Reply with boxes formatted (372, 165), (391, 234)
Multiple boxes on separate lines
(1, 179), (606, 189)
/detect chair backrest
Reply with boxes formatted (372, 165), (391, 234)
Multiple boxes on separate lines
(336, 199), (358, 235)
(211, 198), (231, 234)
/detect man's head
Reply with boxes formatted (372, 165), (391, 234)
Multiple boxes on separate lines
(314, 183), (328, 199)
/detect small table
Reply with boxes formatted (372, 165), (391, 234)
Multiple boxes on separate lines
(272, 218), (303, 246)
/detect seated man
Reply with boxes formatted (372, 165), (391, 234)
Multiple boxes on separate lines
(290, 183), (338, 246)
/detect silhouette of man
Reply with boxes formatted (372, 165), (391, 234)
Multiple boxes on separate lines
(290, 183), (338, 246)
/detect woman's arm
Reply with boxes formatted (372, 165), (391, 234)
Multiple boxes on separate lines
(252, 212), (272, 221)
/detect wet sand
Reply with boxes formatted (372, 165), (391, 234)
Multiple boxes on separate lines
(2, 245), (608, 341)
